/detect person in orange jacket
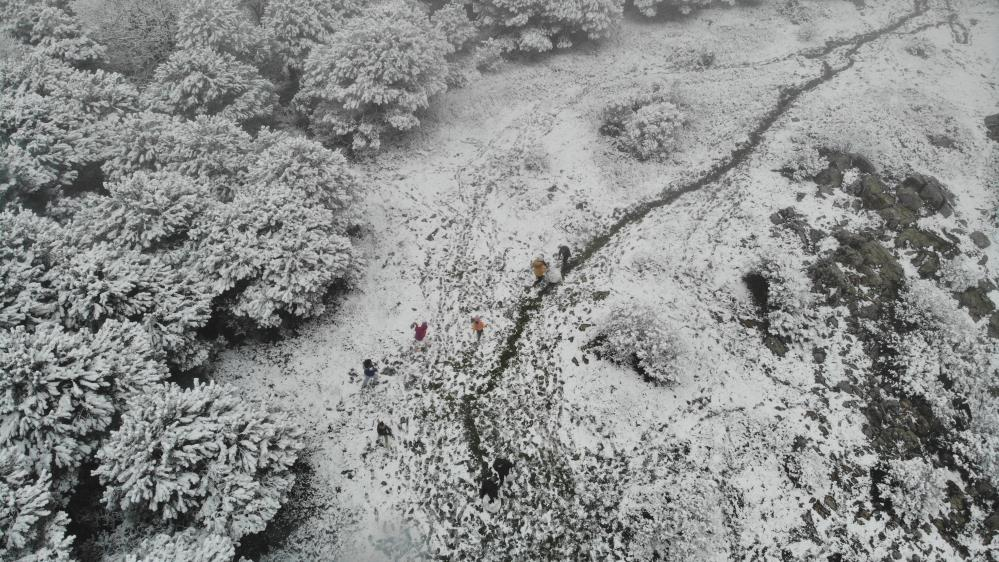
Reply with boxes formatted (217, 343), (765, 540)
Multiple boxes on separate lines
(471, 315), (487, 342)
(531, 256), (548, 286)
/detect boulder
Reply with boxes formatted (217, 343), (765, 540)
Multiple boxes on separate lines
(970, 231), (991, 249)
(878, 206), (918, 230)
(902, 174), (956, 217)
(896, 227), (956, 255)
(956, 281), (996, 321)
(912, 250), (940, 278)
(986, 113), (999, 143)
(854, 174), (895, 210)
(895, 185), (923, 211)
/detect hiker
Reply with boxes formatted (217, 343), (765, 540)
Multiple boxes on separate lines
(557, 245), (571, 265)
(412, 321), (429, 350)
(493, 458), (514, 486)
(531, 256), (548, 285)
(545, 264), (562, 285)
(362, 359), (377, 388)
(479, 475), (500, 503)
(376, 420), (393, 446)
(471, 316), (486, 342)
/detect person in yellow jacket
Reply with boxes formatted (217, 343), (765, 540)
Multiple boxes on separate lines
(531, 256), (548, 286)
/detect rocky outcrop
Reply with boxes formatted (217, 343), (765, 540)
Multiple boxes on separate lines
(985, 113), (999, 143)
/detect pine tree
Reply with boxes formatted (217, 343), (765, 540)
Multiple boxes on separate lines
(0, 321), (167, 475)
(142, 47), (276, 123)
(175, 0), (261, 61)
(1, 1), (106, 67)
(0, 448), (73, 562)
(294, 1), (450, 151)
(261, 0), (359, 72)
(0, 209), (62, 329)
(95, 381), (303, 541)
(120, 528), (233, 562)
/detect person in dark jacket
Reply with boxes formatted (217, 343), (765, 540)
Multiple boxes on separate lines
(493, 458), (514, 485)
(376, 420), (393, 446)
(412, 321), (429, 351)
(479, 475), (499, 503)
(557, 245), (571, 273)
(362, 359), (377, 388)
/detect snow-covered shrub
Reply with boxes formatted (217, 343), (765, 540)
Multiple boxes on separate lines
(594, 302), (682, 384)
(0, 321), (167, 474)
(191, 186), (358, 328)
(0, 209), (62, 329)
(71, 0), (180, 79)
(600, 85), (686, 161)
(1, 1), (106, 66)
(71, 171), (211, 252)
(877, 458), (951, 526)
(121, 529), (234, 562)
(142, 47), (276, 123)
(261, 0), (357, 71)
(470, 0), (622, 52)
(938, 255), (985, 293)
(473, 37), (508, 71)
(0, 448), (73, 561)
(752, 252), (815, 341)
(246, 130), (359, 213)
(95, 381), (304, 541)
(295, 1), (450, 151)
(780, 144), (826, 182)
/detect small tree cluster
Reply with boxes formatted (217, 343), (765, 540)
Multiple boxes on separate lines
(594, 301), (682, 384)
(600, 85), (687, 161)
(876, 458), (952, 527)
(470, 0), (623, 52)
(95, 381), (304, 541)
(295, 1), (450, 151)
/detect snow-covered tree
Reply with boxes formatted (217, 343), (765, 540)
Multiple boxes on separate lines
(877, 458), (952, 527)
(470, 0), (622, 52)
(594, 301), (683, 384)
(70, 171), (211, 252)
(119, 528), (233, 562)
(100, 113), (252, 197)
(261, 0), (357, 72)
(0, 209), (62, 329)
(142, 47), (276, 123)
(51, 246), (213, 370)
(1, 53), (137, 201)
(95, 381), (303, 541)
(246, 130), (359, 213)
(175, 0), (261, 61)
(752, 250), (815, 341)
(0, 321), (167, 475)
(1, 1), (105, 66)
(295, 1), (450, 151)
(191, 186), (358, 327)
(0, 448), (73, 561)
(71, 0), (181, 79)
(432, 1), (478, 52)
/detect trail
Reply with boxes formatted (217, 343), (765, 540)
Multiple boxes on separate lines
(457, 0), (932, 474)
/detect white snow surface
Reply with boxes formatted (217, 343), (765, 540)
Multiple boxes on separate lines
(214, 0), (999, 559)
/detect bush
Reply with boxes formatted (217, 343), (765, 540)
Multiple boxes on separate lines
(632, 0), (739, 17)
(120, 529), (233, 562)
(95, 381), (304, 541)
(594, 302), (682, 384)
(471, 0), (623, 52)
(600, 85), (686, 161)
(0, 448), (73, 561)
(142, 47), (276, 123)
(294, 1), (450, 151)
(876, 458), (952, 526)
(432, 1), (477, 52)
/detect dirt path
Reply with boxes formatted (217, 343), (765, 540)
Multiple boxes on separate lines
(456, 0), (935, 473)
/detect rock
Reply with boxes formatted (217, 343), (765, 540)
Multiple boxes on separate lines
(814, 166), (843, 192)
(896, 227), (956, 255)
(956, 282), (996, 321)
(971, 231), (991, 248)
(913, 250), (940, 278)
(895, 185), (923, 211)
(990, 313), (999, 339)
(902, 174), (956, 216)
(878, 206), (917, 230)
(854, 174), (895, 210)
(986, 113), (999, 143)
(927, 134), (958, 149)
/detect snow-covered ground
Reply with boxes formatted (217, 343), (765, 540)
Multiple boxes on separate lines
(214, 0), (999, 559)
